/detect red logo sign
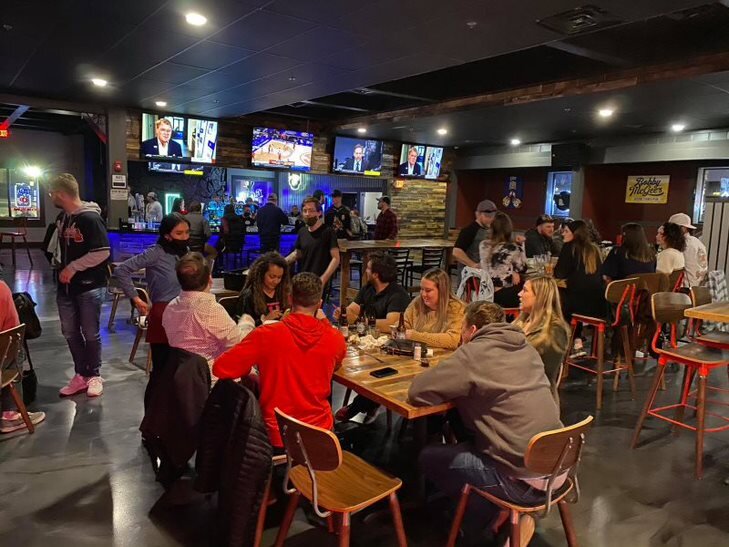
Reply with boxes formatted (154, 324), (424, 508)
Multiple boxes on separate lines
(0, 128), (9, 139)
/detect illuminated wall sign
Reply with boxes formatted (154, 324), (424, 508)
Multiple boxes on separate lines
(0, 128), (10, 139)
(625, 175), (670, 204)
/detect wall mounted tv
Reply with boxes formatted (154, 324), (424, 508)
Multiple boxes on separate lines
(332, 136), (383, 176)
(140, 113), (218, 166)
(398, 143), (444, 179)
(251, 127), (314, 171)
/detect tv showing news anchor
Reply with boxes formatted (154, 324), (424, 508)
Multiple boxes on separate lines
(141, 116), (183, 157)
(398, 144), (425, 177)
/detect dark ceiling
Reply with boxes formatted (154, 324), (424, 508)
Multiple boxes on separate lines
(0, 0), (711, 121)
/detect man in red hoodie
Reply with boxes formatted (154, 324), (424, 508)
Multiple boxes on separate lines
(213, 272), (346, 449)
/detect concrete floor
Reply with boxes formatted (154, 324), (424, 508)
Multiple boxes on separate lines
(1, 251), (728, 546)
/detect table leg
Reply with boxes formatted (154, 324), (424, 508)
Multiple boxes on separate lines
(340, 250), (350, 309)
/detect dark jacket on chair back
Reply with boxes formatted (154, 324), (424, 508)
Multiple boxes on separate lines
(140, 347), (211, 470)
(195, 380), (273, 547)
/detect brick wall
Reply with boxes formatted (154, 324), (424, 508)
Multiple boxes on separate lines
(389, 179), (448, 238)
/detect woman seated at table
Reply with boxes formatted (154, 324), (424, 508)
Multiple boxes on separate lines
(513, 277), (570, 404)
(601, 222), (656, 282)
(236, 252), (291, 326)
(479, 211), (527, 309)
(554, 219), (605, 355)
(335, 268), (464, 424)
(655, 222), (686, 275)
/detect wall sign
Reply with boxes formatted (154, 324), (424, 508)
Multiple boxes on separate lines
(626, 175), (670, 204)
(0, 128), (9, 139)
(111, 174), (127, 188)
(502, 176), (523, 208)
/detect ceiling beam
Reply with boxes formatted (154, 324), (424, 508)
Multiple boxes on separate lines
(351, 87), (433, 102)
(0, 105), (29, 130)
(336, 51), (729, 130)
(545, 41), (631, 67)
(0, 93), (105, 115)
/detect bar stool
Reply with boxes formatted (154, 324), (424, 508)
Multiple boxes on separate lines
(631, 292), (729, 478)
(406, 248), (444, 286)
(129, 287), (152, 374)
(561, 278), (638, 411)
(387, 248), (413, 287)
(0, 217), (33, 268)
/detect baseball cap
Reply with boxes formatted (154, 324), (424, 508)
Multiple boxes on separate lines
(267, 193), (278, 202)
(147, 192), (157, 199)
(536, 214), (554, 226)
(476, 199), (497, 214)
(668, 213), (696, 229)
(378, 196), (391, 205)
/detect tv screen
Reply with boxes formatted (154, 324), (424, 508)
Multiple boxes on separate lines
(424, 146), (444, 179)
(251, 127), (313, 171)
(398, 144), (426, 177)
(332, 136), (383, 176)
(141, 113), (218, 163)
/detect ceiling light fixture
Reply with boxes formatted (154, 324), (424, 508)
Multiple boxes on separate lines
(437, 128), (448, 135)
(185, 12), (207, 26)
(671, 122), (686, 133)
(288, 76), (296, 82)
(510, 138), (521, 146)
(155, 101), (167, 107)
(466, 21), (478, 29)
(357, 127), (367, 134)
(598, 108), (614, 118)
(91, 78), (107, 87)
(22, 166), (42, 178)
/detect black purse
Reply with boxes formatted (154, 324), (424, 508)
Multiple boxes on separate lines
(21, 340), (37, 405)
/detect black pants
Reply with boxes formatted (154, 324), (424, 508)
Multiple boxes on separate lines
(494, 285), (521, 309)
(259, 235), (280, 253)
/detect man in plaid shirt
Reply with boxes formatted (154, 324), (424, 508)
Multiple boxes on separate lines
(374, 196), (398, 240)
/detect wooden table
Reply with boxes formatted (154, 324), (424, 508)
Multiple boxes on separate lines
(684, 301), (729, 323)
(211, 278), (240, 300)
(337, 239), (454, 307)
(333, 346), (454, 419)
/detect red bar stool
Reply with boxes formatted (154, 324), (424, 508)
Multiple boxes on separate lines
(561, 278), (638, 411)
(631, 292), (729, 479)
(502, 308), (520, 321)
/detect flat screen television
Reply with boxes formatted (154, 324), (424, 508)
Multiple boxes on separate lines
(398, 144), (426, 177)
(332, 136), (383, 176)
(141, 113), (218, 163)
(423, 146), (444, 179)
(251, 127), (313, 171)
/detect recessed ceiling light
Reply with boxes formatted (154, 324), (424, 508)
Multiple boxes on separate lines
(437, 128), (448, 135)
(466, 21), (478, 29)
(91, 78), (107, 87)
(510, 138), (521, 146)
(185, 12), (207, 26)
(357, 127), (367, 134)
(155, 101), (167, 107)
(671, 123), (686, 133)
(288, 76), (296, 82)
(598, 108), (614, 118)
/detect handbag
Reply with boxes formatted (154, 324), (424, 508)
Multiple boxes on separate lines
(22, 367), (38, 405)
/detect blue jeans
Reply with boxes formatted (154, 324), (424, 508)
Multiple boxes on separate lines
(420, 443), (546, 539)
(57, 287), (105, 377)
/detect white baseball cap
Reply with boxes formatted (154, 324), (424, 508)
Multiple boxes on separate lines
(668, 213), (696, 230)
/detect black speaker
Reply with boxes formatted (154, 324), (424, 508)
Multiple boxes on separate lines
(551, 143), (590, 168)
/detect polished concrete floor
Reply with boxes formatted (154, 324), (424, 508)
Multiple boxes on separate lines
(1, 251), (728, 546)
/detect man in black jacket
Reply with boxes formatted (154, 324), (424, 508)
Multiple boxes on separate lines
(524, 214), (560, 258)
(256, 193), (289, 252)
(324, 189), (352, 239)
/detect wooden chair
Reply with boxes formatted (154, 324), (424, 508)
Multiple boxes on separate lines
(273, 408), (407, 547)
(561, 278), (637, 411)
(0, 324), (35, 433)
(0, 216), (33, 268)
(447, 416), (594, 547)
(668, 268), (685, 292)
(631, 272), (670, 356)
(217, 295), (238, 320)
(129, 287), (152, 374)
(631, 292), (729, 478)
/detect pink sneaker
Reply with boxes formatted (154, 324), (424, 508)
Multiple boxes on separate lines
(59, 374), (88, 397)
(86, 376), (104, 397)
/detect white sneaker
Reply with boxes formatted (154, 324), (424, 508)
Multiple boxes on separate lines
(59, 374), (89, 397)
(570, 338), (587, 359)
(86, 376), (104, 397)
(0, 411), (46, 433)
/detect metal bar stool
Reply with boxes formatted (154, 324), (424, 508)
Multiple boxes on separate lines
(0, 216), (33, 268)
(631, 292), (729, 479)
(560, 278), (638, 411)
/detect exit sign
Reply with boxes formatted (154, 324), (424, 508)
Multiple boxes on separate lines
(0, 128), (9, 139)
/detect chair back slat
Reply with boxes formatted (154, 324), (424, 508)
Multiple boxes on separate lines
(275, 408), (342, 472)
(421, 248), (444, 269)
(525, 416), (594, 475)
(217, 296), (238, 320)
(135, 287), (151, 306)
(651, 291), (691, 325)
(690, 286), (711, 307)
(632, 272), (669, 295)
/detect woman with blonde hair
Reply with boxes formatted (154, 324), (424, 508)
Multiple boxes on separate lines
(514, 277), (570, 402)
(404, 268), (465, 350)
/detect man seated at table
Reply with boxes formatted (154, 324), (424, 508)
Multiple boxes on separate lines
(408, 301), (562, 544)
(213, 272), (346, 452)
(162, 252), (255, 382)
(334, 252), (411, 423)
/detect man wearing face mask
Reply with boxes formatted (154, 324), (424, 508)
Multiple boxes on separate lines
(286, 197), (340, 287)
(115, 213), (191, 380)
(51, 173), (110, 398)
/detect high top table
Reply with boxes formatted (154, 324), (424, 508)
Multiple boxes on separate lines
(337, 238), (454, 307)
(684, 301), (729, 324)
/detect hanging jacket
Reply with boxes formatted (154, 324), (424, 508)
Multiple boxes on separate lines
(195, 380), (272, 547)
(457, 266), (494, 304)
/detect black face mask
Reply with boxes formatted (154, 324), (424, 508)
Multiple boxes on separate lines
(305, 216), (318, 227)
(164, 238), (189, 256)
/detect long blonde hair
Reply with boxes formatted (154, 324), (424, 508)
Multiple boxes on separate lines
(413, 268), (460, 332)
(514, 277), (570, 349)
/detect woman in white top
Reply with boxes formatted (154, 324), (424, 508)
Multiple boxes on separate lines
(655, 222), (686, 274)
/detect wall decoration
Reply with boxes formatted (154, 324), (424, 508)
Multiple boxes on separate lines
(625, 175), (670, 204)
(502, 176), (523, 208)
